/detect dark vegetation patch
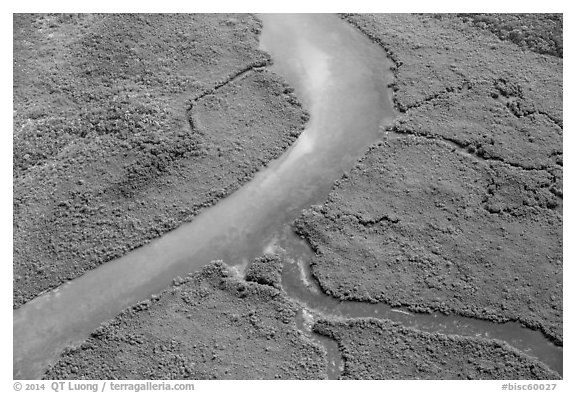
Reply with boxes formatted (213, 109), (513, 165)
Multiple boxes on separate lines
(245, 254), (284, 289)
(456, 13), (563, 58)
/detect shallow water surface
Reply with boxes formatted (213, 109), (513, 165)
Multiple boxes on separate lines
(274, 228), (563, 376)
(13, 13), (562, 380)
(13, 14), (395, 379)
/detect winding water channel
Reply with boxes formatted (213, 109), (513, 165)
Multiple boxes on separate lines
(275, 227), (563, 377)
(13, 14), (561, 379)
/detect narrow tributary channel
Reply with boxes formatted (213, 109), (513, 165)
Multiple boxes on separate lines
(13, 13), (393, 380)
(274, 227), (563, 377)
(13, 14), (561, 379)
